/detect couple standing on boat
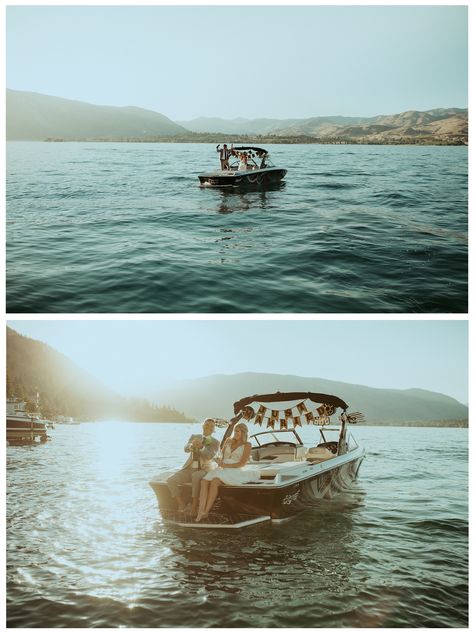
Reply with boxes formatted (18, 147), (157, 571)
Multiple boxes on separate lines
(216, 144), (252, 172)
(167, 418), (258, 522)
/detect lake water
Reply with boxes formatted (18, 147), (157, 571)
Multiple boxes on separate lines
(7, 422), (468, 628)
(6, 142), (467, 313)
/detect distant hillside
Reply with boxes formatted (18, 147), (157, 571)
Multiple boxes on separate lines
(151, 372), (468, 425)
(6, 89), (187, 140)
(7, 89), (467, 144)
(178, 109), (468, 144)
(177, 115), (370, 135)
(6, 327), (191, 422)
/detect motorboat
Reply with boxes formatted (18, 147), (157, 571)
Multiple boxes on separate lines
(149, 390), (365, 529)
(6, 398), (49, 445)
(56, 415), (79, 425)
(198, 146), (287, 188)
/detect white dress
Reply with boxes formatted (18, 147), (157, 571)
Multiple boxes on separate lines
(204, 443), (260, 485)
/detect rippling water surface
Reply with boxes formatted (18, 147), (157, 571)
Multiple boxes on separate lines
(7, 423), (468, 627)
(6, 142), (467, 313)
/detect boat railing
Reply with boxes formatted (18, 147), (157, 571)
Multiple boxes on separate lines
(346, 431), (359, 451)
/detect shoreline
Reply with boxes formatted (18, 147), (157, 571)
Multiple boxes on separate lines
(38, 136), (467, 146)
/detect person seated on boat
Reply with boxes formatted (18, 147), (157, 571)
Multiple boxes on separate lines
(238, 152), (249, 171)
(216, 143), (232, 171)
(167, 418), (220, 516)
(195, 422), (259, 522)
(247, 152), (257, 169)
(256, 150), (267, 169)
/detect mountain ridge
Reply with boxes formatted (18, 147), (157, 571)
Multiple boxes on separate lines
(177, 108), (467, 143)
(151, 371), (468, 424)
(6, 88), (467, 144)
(6, 89), (186, 140)
(5, 328), (467, 426)
(6, 327), (191, 422)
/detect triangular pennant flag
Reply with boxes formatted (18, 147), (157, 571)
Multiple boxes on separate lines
(266, 417), (275, 429)
(297, 402), (308, 414)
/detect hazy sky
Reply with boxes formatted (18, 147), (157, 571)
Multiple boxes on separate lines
(7, 319), (468, 404)
(6, 4), (468, 120)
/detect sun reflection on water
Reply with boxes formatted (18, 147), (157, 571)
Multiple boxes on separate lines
(51, 422), (169, 604)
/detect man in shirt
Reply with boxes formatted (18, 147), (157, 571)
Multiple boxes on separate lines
(216, 143), (231, 170)
(167, 418), (220, 516)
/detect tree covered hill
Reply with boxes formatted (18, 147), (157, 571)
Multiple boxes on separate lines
(152, 372), (468, 425)
(6, 327), (191, 423)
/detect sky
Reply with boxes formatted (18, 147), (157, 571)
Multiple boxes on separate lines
(7, 319), (468, 404)
(6, 4), (468, 120)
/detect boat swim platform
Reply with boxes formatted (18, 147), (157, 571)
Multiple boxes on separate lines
(161, 509), (271, 529)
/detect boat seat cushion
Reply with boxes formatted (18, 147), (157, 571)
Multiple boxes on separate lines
(251, 445), (296, 462)
(306, 447), (335, 463)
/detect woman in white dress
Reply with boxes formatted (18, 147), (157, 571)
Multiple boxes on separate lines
(238, 152), (248, 171)
(195, 422), (258, 522)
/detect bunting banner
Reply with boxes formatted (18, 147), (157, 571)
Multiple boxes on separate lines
(266, 417), (275, 429)
(280, 418), (288, 430)
(316, 415), (330, 426)
(296, 402), (308, 415)
(256, 405), (267, 417)
(254, 412), (264, 426)
(293, 415), (302, 428)
(305, 411), (315, 424)
(284, 408), (293, 422)
(242, 405), (255, 420)
(270, 410), (279, 427)
(317, 404), (336, 417)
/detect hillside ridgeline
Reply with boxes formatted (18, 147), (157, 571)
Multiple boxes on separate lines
(151, 372), (468, 426)
(6, 327), (191, 423)
(7, 89), (467, 144)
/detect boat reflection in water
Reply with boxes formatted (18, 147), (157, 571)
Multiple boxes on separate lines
(212, 181), (286, 215)
(150, 390), (365, 529)
(161, 497), (364, 613)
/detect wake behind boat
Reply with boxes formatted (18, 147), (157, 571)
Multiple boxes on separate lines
(150, 390), (365, 529)
(198, 145), (287, 188)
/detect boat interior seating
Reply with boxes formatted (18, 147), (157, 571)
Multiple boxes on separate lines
(251, 444), (301, 462)
(317, 441), (339, 454)
(306, 446), (336, 463)
(250, 444), (297, 462)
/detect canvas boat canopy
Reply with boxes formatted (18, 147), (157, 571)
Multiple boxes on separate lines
(233, 391), (349, 415)
(232, 146), (269, 155)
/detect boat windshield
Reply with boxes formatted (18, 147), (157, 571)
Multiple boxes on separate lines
(250, 429), (302, 447)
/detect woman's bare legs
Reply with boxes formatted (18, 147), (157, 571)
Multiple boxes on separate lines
(204, 478), (222, 515)
(195, 479), (210, 522)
